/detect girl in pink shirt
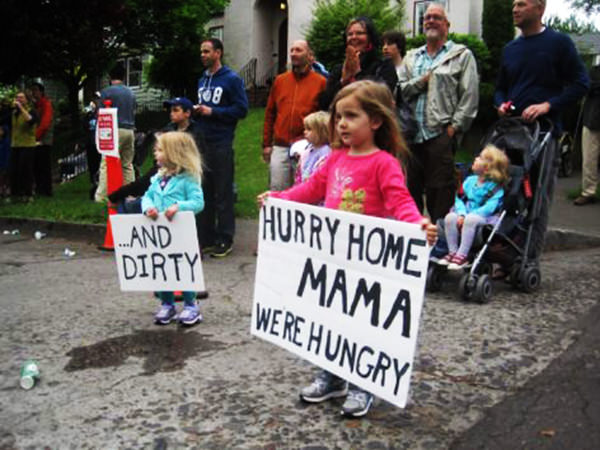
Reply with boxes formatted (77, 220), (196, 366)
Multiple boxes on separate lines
(258, 80), (437, 418)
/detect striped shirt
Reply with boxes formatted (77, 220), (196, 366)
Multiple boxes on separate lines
(413, 41), (453, 143)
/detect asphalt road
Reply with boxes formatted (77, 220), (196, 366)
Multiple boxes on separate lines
(0, 228), (599, 449)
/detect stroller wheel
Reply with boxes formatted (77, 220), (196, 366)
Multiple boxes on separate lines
(477, 262), (493, 276)
(426, 265), (444, 292)
(458, 273), (476, 302)
(510, 265), (522, 289)
(474, 274), (493, 304)
(520, 266), (541, 293)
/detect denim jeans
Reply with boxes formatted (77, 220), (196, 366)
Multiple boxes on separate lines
(197, 139), (235, 247)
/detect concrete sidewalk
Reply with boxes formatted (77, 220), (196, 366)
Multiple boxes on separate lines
(549, 171), (600, 238)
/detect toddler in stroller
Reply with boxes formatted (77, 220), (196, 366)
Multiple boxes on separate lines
(428, 117), (555, 303)
(437, 145), (509, 270)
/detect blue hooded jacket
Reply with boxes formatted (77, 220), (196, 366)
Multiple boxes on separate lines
(197, 65), (249, 143)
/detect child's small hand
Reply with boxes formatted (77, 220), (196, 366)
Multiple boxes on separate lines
(257, 191), (271, 207)
(165, 203), (179, 221)
(420, 218), (438, 247)
(457, 216), (465, 230)
(145, 207), (159, 220)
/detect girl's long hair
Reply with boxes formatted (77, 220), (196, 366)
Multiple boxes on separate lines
(481, 144), (509, 183)
(328, 80), (409, 161)
(155, 131), (203, 182)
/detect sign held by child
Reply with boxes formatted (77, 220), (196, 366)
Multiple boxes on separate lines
(110, 211), (205, 291)
(252, 198), (430, 408)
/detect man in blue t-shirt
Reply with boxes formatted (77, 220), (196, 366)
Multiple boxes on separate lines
(494, 0), (589, 258)
(194, 38), (248, 258)
(95, 63), (137, 203)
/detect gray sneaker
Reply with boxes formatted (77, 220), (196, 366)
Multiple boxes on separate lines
(300, 370), (348, 403)
(154, 304), (177, 325)
(341, 389), (374, 417)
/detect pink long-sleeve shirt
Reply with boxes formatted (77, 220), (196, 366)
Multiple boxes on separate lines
(271, 148), (423, 224)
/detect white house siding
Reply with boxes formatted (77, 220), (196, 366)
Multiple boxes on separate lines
(222, 0), (484, 85)
(403, 1), (483, 38)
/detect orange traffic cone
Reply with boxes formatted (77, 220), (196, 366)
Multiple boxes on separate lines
(99, 203), (118, 251)
(98, 156), (123, 251)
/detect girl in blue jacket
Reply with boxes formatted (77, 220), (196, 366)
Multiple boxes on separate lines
(440, 145), (509, 270)
(142, 131), (205, 325)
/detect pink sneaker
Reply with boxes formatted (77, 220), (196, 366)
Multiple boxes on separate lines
(448, 254), (469, 270)
(437, 253), (455, 266)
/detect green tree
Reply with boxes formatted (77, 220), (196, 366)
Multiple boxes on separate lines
(571, 0), (600, 13)
(482, 0), (514, 83)
(546, 14), (599, 34)
(0, 0), (227, 128)
(305, 0), (406, 70)
(145, 2), (226, 98)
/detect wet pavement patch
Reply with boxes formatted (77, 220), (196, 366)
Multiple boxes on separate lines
(64, 329), (227, 374)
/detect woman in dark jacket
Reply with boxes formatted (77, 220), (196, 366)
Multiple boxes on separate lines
(318, 16), (398, 111)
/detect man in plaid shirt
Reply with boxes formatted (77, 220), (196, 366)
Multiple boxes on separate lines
(398, 3), (479, 222)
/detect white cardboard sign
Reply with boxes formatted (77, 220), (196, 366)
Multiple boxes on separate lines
(95, 107), (120, 158)
(252, 198), (430, 408)
(110, 212), (205, 291)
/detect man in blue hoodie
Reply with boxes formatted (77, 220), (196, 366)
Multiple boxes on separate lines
(194, 38), (249, 258)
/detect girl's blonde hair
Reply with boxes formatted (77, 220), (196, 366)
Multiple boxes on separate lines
(328, 80), (409, 160)
(480, 144), (509, 183)
(155, 131), (203, 182)
(303, 111), (330, 146)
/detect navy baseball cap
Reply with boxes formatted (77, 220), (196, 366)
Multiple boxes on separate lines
(163, 97), (194, 112)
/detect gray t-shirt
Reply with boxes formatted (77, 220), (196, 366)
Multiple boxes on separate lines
(101, 84), (136, 129)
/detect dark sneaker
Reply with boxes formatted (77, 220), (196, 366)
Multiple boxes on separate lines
(210, 242), (233, 258)
(300, 370), (348, 403)
(178, 304), (203, 325)
(341, 389), (374, 417)
(573, 195), (596, 206)
(202, 244), (217, 255)
(154, 304), (177, 325)
(196, 291), (209, 300)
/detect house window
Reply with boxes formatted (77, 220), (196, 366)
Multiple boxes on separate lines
(413, 1), (449, 37)
(118, 56), (143, 87)
(209, 26), (224, 42)
(126, 56), (143, 88)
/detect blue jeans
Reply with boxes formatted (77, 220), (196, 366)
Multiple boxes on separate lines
(198, 139), (235, 247)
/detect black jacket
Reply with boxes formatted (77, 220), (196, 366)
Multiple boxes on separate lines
(318, 49), (398, 111)
(583, 66), (600, 130)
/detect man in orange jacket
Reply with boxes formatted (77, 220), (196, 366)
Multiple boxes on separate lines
(262, 40), (326, 191)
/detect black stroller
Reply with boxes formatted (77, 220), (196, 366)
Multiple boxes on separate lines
(427, 117), (555, 303)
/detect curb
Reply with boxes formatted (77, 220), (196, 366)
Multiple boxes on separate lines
(544, 227), (600, 252)
(2, 217), (600, 253)
(0, 217), (106, 243)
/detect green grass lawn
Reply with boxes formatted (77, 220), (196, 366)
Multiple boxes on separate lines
(0, 108), (268, 224)
(0, 107), (480, 224)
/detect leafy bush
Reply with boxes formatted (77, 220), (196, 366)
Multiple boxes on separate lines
(482, 0), (514, 82)
(306, 0), (406, 70)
